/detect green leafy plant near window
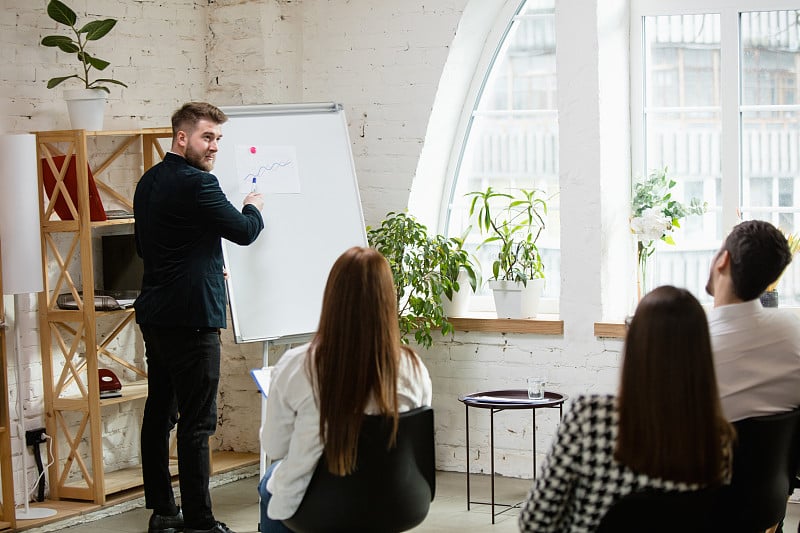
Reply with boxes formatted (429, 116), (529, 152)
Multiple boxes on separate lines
(440, 226), (479, 300)
(40, 0), (128, 92)
(367, 212), (477, 348)
(630, 167), (707, 292)
(466, 187), (548, 283)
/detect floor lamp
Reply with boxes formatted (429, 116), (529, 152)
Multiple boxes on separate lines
(0, 133), (56, 520)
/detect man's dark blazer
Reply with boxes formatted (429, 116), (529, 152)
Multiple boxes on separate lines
(133, 152), (264, 329)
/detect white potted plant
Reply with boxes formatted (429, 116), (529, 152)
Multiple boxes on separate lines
(439, 229), (479, 318)
(467, 187), (548, 318)
(40, 0), (128, 130)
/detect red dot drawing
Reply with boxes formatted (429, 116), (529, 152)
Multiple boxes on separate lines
(250, 146), (257, 154)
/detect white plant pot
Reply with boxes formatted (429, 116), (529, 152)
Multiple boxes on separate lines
(64, 89), (107, 131)
(489, 278), (544, 319)
(441, 269), (473, 317)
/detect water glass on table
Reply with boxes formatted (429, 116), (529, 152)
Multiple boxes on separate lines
(526, 376), (546, 400)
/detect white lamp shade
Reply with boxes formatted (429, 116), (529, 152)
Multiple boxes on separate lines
(0, 134), (43, 294)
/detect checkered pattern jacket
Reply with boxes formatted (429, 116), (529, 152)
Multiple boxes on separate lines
(518, 394), (699, 533)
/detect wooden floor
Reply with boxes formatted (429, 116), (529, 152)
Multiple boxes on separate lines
(11, 451), (258, 532)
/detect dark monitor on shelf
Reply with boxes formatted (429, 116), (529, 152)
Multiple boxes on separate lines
(102, 234), (143, 294)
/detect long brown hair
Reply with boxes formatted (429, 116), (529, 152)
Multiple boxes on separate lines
(309, 246), (417, 476)
(615, 285), (733, 484)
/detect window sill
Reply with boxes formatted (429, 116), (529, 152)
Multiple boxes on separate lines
(593, 322), (625, 339)
(447, 313), (563, 335)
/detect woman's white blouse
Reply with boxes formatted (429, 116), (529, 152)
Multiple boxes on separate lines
(261, 342), (432, 520)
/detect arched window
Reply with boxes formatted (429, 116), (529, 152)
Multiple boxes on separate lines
(443, 0), (560, 311)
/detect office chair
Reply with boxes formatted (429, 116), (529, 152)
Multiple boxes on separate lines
(282, 406), (436, 533)
(595, 488), (719, 532)
(717, 407), (800, 533)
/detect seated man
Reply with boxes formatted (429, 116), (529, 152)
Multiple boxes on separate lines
(705, 219), (800, 422)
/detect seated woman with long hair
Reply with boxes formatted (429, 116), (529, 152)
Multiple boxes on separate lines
(518, 285), (734, 532)
(257, 246), (432, 533)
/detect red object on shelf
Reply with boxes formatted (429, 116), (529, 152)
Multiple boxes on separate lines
(41, 154), (106, 221)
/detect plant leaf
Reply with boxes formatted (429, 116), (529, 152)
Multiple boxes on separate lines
(80, 19), (117, 40)
(93, 78), (128, 88)
(79, 52), (110, 71)
(47, 0), (77, 26)
(46, 75), (78, 88)
(57, 41), (80, 54)
(41, 35), (75, 48)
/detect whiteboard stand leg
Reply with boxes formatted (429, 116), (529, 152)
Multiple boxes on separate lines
(259, 339), (270, 479)
(257, 335), (312, 479)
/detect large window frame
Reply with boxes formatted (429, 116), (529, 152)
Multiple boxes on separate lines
(631, 0), (800, 305)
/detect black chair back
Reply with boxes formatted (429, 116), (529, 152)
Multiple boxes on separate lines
(282, 406), (435, 533)
(718, 407), (800, 532)
(595, 488), (719, 533)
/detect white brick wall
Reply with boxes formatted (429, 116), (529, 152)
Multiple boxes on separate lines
(299, 0), (468, 225)
(2, 0), (632, 498)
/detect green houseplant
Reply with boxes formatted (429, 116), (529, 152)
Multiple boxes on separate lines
(630, 167), (706, 298)
(40, 0), (128, 129)
(439, 227), (480, 317)
(367, 212), (477, 348)
(467, 186), (548, 318)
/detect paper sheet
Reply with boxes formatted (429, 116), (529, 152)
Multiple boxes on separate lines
(251, 367), (272, 398)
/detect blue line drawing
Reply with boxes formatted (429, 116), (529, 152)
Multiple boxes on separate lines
(234, 145), (301, 195)
(240, 160), (292, 190)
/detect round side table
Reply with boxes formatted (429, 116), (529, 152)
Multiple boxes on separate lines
(458, 389), (567, 523)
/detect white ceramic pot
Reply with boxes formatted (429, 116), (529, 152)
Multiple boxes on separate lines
(64, 88), (107, 131)
(489, 278), (544, 319)
(441, 268), (473, 317)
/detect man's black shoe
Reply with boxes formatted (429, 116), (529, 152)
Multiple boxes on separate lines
(148, 508), (184, 533)
(184, 522), (236, 533)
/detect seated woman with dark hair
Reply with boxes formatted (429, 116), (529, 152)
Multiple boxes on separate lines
(519, 285), (734, 533)
(257, 246), (432, 533)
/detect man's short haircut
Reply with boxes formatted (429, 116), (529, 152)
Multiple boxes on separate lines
(723, 219), (792, 301)
(171, 102), (228, 138)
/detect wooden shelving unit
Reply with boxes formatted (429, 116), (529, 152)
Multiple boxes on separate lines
(34, 128), (258, 506)
(0, 244), (16, 530)
(34, 128), (171, 504)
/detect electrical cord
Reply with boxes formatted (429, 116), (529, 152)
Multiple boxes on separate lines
(26, 433), (54, 504)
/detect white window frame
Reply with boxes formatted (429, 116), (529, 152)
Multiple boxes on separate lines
(631, 0), (800, 235)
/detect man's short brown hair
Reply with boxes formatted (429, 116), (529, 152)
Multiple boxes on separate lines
(171, 102), (228, 138)
(724, 220), (792, 301)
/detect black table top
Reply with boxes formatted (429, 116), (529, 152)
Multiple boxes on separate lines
(458, 389), (567, 409)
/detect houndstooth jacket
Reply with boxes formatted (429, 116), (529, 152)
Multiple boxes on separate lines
(517, 394), (699, 533)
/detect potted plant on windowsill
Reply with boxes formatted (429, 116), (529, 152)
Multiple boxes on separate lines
(630, 167), (707, 300)
(367, 211), (477, 348)
(40, 0), (128, 130)
(439, 227), (479, 318)
(467, 187), (548, 318)
(760, 231), (800, 307)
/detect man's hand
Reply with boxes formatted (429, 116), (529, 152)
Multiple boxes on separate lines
(243, 192), (264, 211)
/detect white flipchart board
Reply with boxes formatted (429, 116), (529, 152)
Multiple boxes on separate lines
(217, 103), (367, 343)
